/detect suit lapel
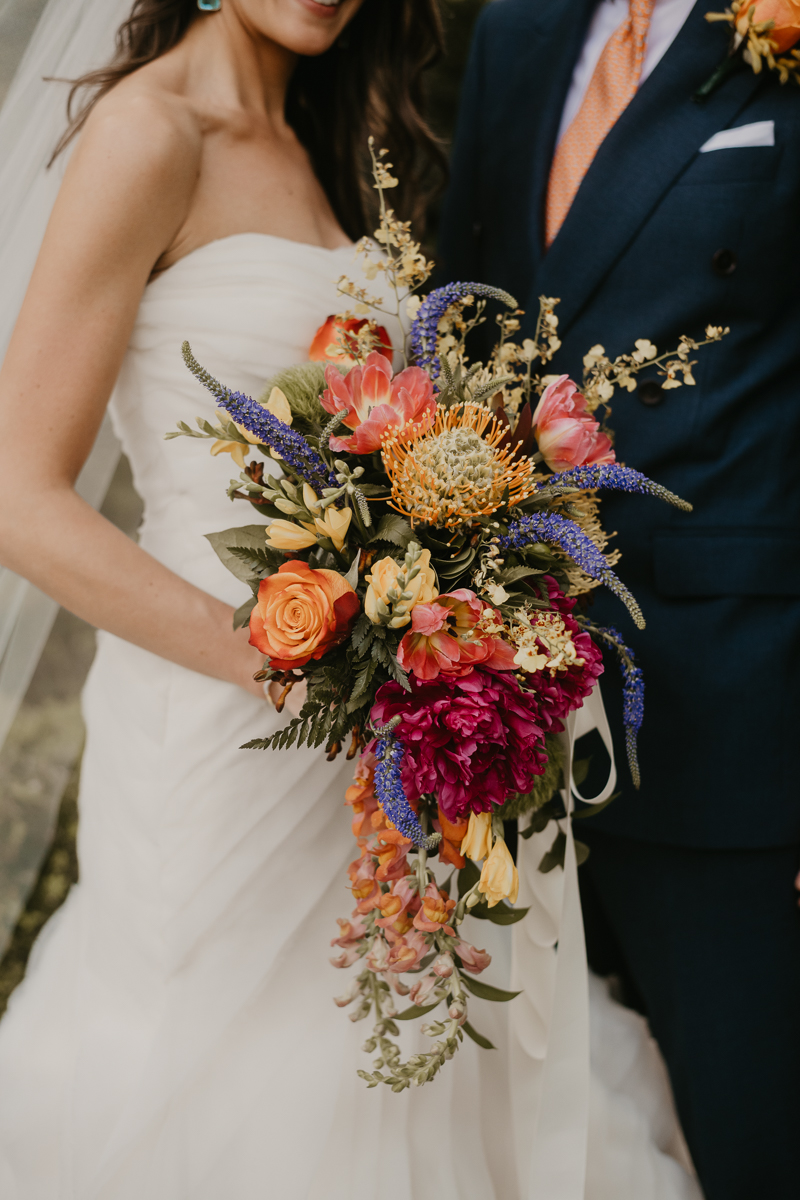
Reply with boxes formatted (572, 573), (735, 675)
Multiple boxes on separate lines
(482, 0), (597, 298)
(530, 1), (766, 333)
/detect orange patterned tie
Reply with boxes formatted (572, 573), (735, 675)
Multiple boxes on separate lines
(545, 0), (656, 247)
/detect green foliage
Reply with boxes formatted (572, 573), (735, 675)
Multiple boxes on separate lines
(462, 1021), (495, 1050)
(257, 363), (331, 432)
(394, 999), (442, 1021)
(455, 860), (529, 925)
(241, 618), (407, 755)
(538, 829), (567, 874)
(420, 526), (481, 586)
(204, 525), (281, 587)
(368, 513), (415, 549)
(232, 595), (258, 631)
(460, 975), (521, 1003)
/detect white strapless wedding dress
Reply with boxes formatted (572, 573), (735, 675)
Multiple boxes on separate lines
(0, 234), (702, 1200)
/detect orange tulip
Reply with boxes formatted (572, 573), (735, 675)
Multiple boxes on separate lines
(309, 314), (392, 366)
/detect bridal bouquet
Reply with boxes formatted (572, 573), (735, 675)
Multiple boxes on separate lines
(169, 143), (725, 1090)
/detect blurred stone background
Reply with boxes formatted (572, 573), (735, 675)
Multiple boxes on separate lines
(0, 0), (487, 1013)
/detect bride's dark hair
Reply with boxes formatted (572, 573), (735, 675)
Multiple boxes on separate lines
(53, 0), (446, 239)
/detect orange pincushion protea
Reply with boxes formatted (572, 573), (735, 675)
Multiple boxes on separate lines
(381, 402), (536, 528)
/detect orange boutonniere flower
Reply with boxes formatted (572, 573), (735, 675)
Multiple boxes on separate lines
(700, 0), (800, 98)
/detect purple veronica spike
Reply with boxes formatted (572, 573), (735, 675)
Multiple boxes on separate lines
(182, 341), (338, 493)
(498, 511), (645, 629)
(537, 464), (691, 511)
(582, 624), (644, 789)
(410, 283), (517, 377)
(374, 736), (440, 851)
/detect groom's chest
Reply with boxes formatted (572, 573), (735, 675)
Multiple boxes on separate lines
(474, 0), (800, 335)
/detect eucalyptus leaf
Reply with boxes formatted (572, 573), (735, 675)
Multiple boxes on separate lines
(394, 999), (443, 1021)
(574, 838), (590, 866)
(462, 1020), (496, 1050)
(461, 976), (521, 1003)
(479, 905), (530, 926)
(538, 829), (567, 874)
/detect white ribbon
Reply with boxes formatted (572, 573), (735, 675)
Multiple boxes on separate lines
(511, 684), (617, 1200)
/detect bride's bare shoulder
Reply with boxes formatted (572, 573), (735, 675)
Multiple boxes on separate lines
(67, 55), (203, 223)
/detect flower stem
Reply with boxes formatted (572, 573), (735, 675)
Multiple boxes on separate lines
(693, 45), (745, 102)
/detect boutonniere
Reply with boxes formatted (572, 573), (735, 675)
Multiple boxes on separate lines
(695, 0), (800, 100)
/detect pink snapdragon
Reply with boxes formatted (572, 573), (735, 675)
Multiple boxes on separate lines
(409, 973), (441, 1006)
(532, 375), (615, 472)
(330, 916), (367, 949)
(386, 930), (429, 973)
(455, 941), (492, 975)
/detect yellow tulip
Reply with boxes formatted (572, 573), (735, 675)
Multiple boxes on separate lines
(302, 483), (322, 514)
(210, 439), (248, 468)
(210, 404), (264, 468)
(460, 812), (493, 861)
(478, 837), (519, 908)
(364, 550), (438, 628)
(265, 386), (293, 425)
(265, 520), (317, 551)
(314, 506), (352, 552)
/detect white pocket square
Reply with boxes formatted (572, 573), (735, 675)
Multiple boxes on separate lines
(700, 120), (775, 152)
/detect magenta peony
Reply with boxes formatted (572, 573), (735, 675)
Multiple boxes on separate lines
(320, 351), (436, 455)
(370, 667), (548, 822)
(532, 375), (615, 472)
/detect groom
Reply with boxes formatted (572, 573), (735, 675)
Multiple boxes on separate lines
(441, 1), (800, 1197)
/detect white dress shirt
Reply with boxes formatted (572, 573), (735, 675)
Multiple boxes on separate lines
(557, 0), (698, 143)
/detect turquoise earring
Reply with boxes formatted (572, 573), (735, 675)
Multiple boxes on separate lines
(197, 0), (221, 10)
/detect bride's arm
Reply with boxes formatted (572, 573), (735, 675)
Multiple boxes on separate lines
(0, 93), (266, 698)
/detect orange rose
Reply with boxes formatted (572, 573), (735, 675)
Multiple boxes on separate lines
(309, 315), (392, 366)
(737, 0), (800, 52)
(249, 560), (359, 670)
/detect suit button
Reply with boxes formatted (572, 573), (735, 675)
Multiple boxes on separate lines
(712, 248), (737, 276)
(638, 380), (665, 407)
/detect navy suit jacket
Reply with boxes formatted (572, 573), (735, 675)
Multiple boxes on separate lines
(440, 0), (800, 848)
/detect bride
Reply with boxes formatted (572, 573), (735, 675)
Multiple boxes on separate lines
(0, 0), (703, 1196)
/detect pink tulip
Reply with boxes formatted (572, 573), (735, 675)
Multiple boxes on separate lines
(397, 590), (517, 682)
(532, 375), (615, 472)
(320, 351), (436, 454)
